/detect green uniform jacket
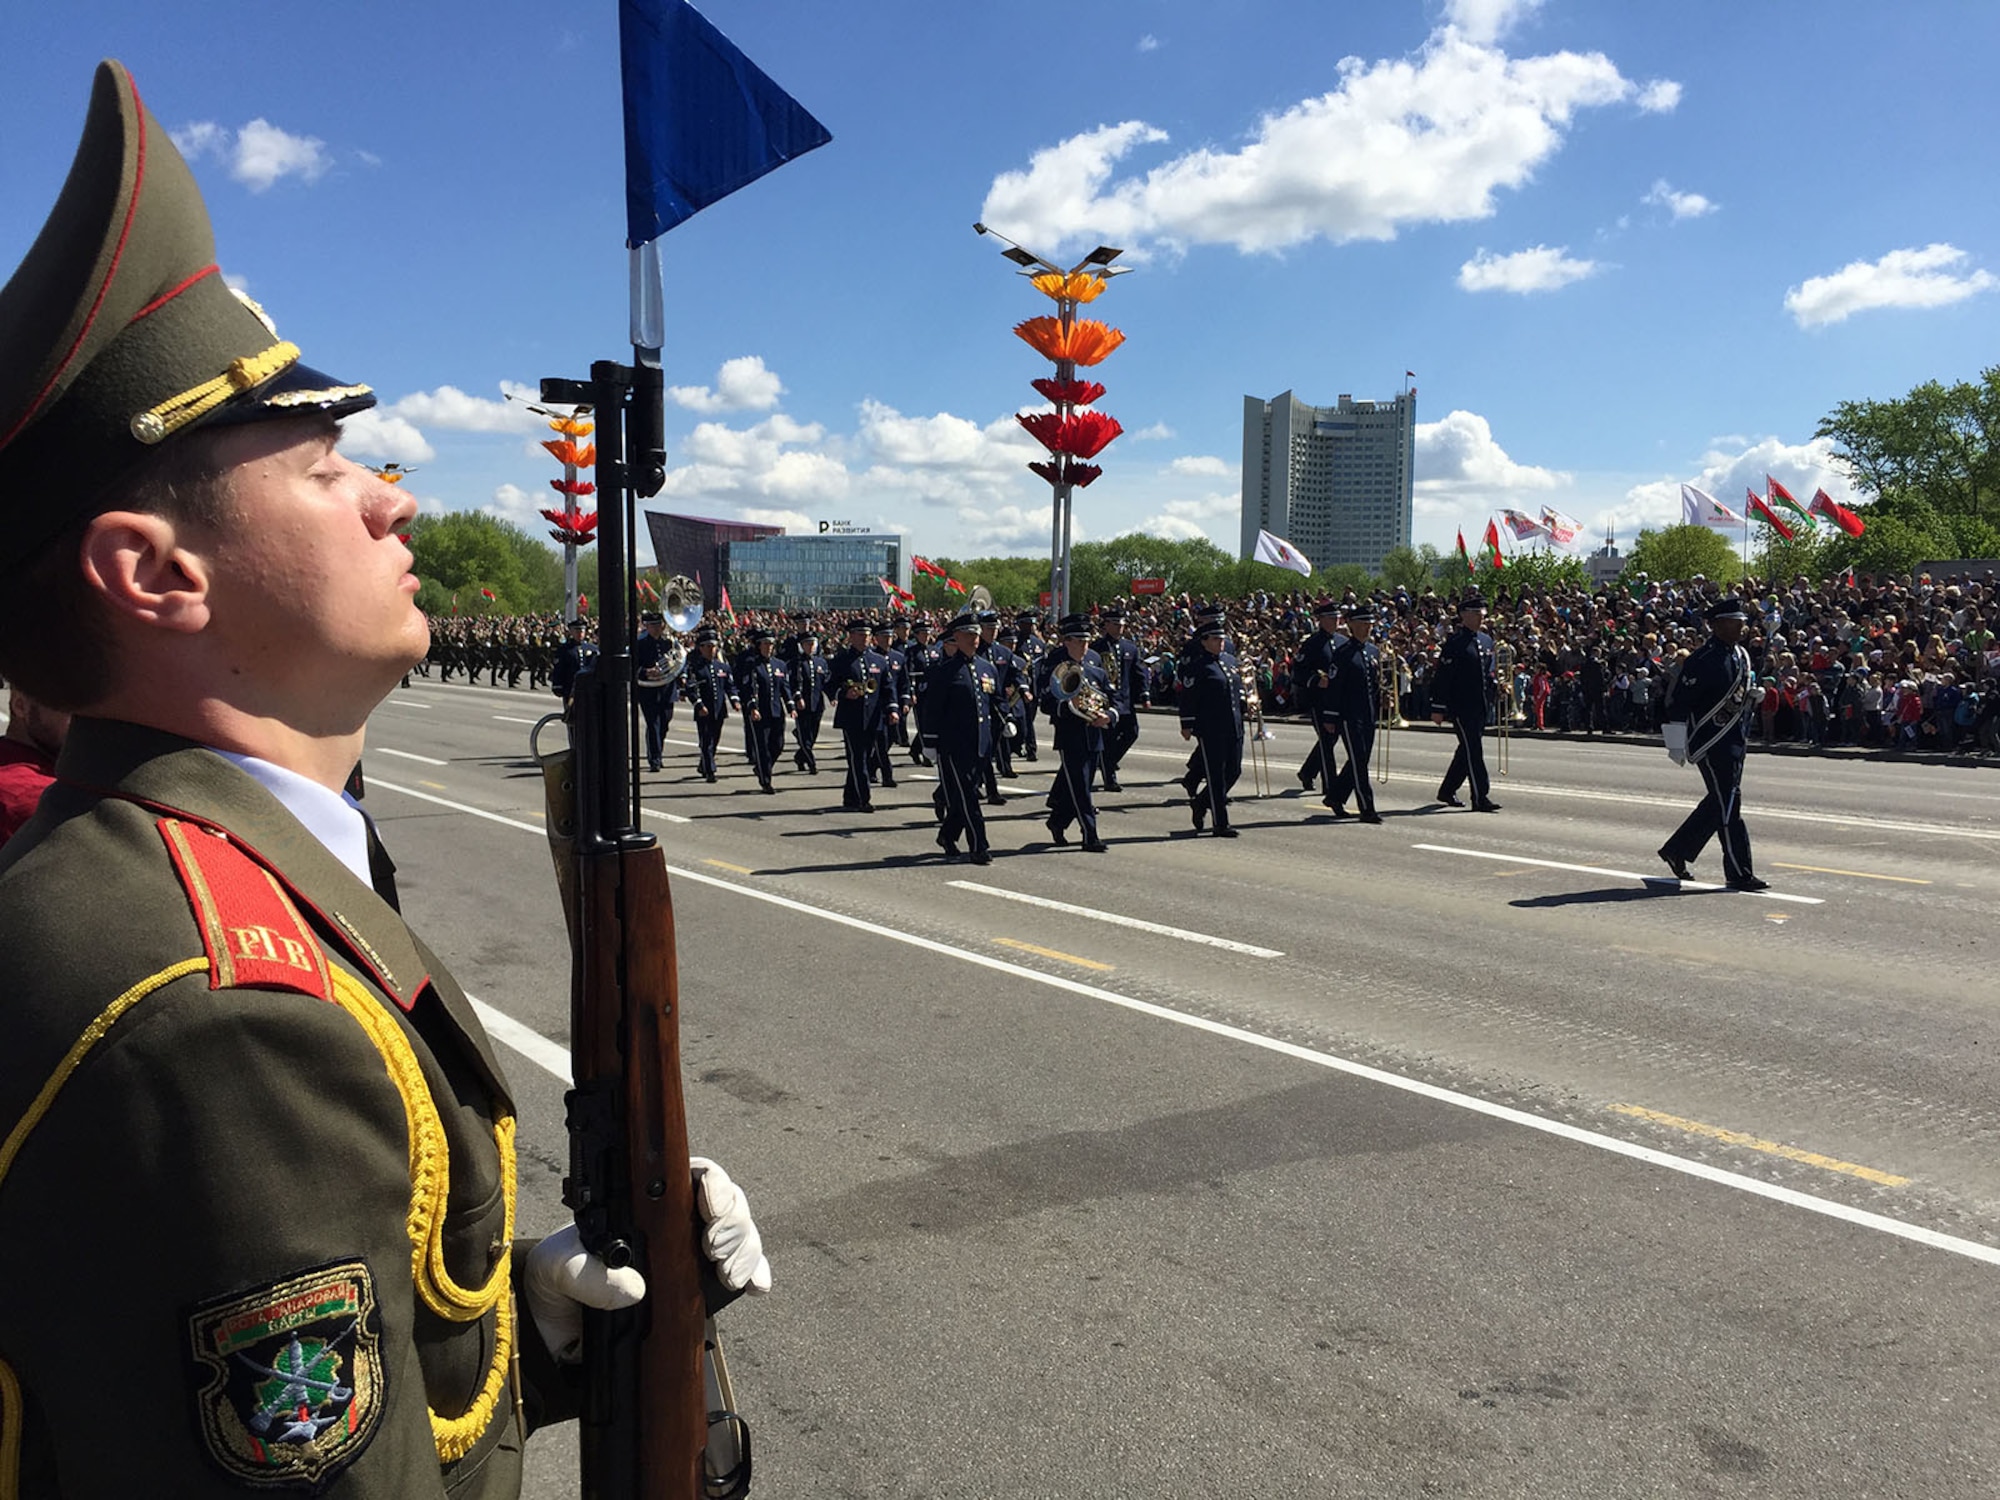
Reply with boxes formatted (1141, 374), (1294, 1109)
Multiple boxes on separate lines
(0, 720), (574, 1496)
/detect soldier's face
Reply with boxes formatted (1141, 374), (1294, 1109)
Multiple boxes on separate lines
(195, 416), (427, 702)
(1349, 619), (1375, 642)
(952, 627), (979, 653)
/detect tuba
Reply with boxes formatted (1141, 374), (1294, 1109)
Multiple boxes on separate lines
(1050, 657), (1113, 724)
(661, 574), (704, 634)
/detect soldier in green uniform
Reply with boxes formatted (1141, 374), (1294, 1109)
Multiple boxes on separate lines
(0, 63), (769, 1497)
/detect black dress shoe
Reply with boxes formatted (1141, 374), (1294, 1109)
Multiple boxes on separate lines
(1326, 805), (1352, 820)
(1358, 811), (1383, 824)
(969, 850), (993, 865)
(704, 772), (718, 784)
(986, 793), (1007, 807)
(1435, 791), (1464, 807)
(1472, 800), (1502, 813)
(936, 833), (960, 856)
(1191, 797), (1208, 830)
(998, 769), (1018, 781)
(760, 782), (777, 794)
(1102, 777), (1123, 792)
(1045, 818), (1068, 845)
(1080, 838), (1109, 853)
(1215, 826), (1240, 838)
(1657, 848), (1692, 880)
(1297, 768), (1315, 789)
(881, 777), (898, 789)
(1727, 874), (1770, 892)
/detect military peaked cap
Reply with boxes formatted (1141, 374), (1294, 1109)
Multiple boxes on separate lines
(0, 62), (376, 572)
(1706, 597), (1750, 622)
(944, 610), (978, 634)
(1057, 613), (1089, 638)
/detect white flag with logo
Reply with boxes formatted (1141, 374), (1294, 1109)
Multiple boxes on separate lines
(1539, 506), (1582, 545)
(1680, 483), (1744, 529)
(1252, 529), (1313, 577)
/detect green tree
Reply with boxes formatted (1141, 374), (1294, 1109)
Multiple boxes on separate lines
(1624, 524), (1743, 584)
(408, 511), (576, 614)
(1816, 367), (2000, 520)
(1484, 550), (1588, 593)
(1377, 545), (1434, 591)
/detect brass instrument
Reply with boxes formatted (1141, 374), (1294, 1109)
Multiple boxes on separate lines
(1376, 648), (1398, 784)
(1106, 643), (1123, 700)
(661, 573), (704, 633)
(1239, 656), (1271, 797)
(1494, 641), (1516, 776)
(1050, 658), (1114, 725)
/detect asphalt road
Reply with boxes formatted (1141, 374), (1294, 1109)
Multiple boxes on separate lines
(358, 674), (1999, 1498)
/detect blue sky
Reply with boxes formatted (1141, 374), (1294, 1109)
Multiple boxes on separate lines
(5, 0), (1997, 566)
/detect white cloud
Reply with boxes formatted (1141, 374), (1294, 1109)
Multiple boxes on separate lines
(668, 355), (785, 413)
(1458, 244), (1599, 293)
(1783, 243), (1997, 328)
(173, 117), (333, 192)
(1169, 455), (1231, 477)
(1634, 79), (1681, 113)
(1415, 410), (1567, 516)
(1136, 514), (1212, 542)
(1444, 0), (1543, 46)
(389, 383), (542, 433)
(338, 408), (435, 466)
(979, 22), (1672, 255)
(1137, 33), (1161, 53)
(1601, 435), (1864, 539)
(1129, 422), (1176, 440)
(484, 482), (543, 529)
(1643, 178), (1716, 220)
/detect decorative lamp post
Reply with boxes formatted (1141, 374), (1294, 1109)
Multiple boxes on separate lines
(528, 403), (598, 619)
(974, 223), (1131, 619)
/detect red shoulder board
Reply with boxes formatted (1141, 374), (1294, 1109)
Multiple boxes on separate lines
(158, 818), (335, 1001)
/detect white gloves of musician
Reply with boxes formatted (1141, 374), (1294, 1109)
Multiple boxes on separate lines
(1662, 721), (1689, 766)
(524, 1157), (772, 1364)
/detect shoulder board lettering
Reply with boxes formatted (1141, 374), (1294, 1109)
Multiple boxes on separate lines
(159, 819), (334, 1001)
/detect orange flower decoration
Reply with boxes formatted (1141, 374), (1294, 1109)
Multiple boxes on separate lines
(1030, 271), (1108, 304)
(541, 439), (598, 468)
(547, 416), (595, 437)
(1013, 317), (1126, 367)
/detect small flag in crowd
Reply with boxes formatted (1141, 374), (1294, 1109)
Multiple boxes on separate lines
(1539, 507), (1581, 545)
(1766, 475), (1818, 532)
(1810, 487), (1867, 537)
(945, 577), (967, 594)
(1252, 528), (1313, 577)
(1482, 517), (1506, 569)
(1747, 487), (1795, 540)
(1453, 528), (1472, 574)
(1680, 483), (1743, 528)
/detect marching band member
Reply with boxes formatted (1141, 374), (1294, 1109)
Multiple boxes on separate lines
(827, 618), (898, 813)
(974, 610), (1015, 804)
(684, 625), (737, 783)
(1178, 618), (1246, 837)
(923, 611), (996, 864)
(1658, 598), (1770, 890)
(1091, 607), (1149, 791)
(868, 620), (907, 789)
(632, 610), (678, 772)
(1012, 611), (1047, 762)
(1040, 615), (1112, 852)
(789, 628), (830, 774)
(1430, 590), (1502, 812)
(902, 617), (941, 767)
(1291, 598), (1347, 801)
(1321, 603), (1384, 823)
(737, 627), (794, 793)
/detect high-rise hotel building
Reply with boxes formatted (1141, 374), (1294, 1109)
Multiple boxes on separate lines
(1240, 389), (1415, 574)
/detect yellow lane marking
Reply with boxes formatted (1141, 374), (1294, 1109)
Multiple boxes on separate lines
(420, 780), (448, 790)
(703, 859), (753, 875)
(994, 938), (1114, 972)
(1772, 862), (1930, 886)
(1609, 1105), (1909, 1187)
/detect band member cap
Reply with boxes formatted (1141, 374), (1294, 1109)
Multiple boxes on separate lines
(639, 610), (664, 624)
(0, 62), (377, 573)
(1312, 598), (1344, 617)
(1197, 620), (1227, 639)
(1458, 591), (1488, 610)
(694, 627), (720, 644)
(1705, 597), (1751, 621)
(1057, 613), (1089, 638)
(842, 617), (872, 633)
(943, 610), (979, 635)
(1344, 603), (1377, 622)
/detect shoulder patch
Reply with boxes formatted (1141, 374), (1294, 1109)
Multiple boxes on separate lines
(187, 1259), (386, 1490)
(159, 818), (333, 1000)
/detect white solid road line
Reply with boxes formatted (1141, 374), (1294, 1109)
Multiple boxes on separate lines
(372, 746), (448, 766)
(367, 777), (2000, 1270)
(948, 880), (1285, 957)
(468, 995), (572, 1084)
(373, 774), (689, 827)
(1412, 842), (1826, 905)
(378, 699), (430, 709)
(492, 714), (541, 726)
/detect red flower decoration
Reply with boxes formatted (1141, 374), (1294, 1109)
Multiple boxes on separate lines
(1028, 458), (1105, 489)
(1016, 410), (1123, 459)
(549, 477), (598, 497)
(1031, 378), (1105, 407)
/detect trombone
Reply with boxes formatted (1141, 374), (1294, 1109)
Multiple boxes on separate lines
(1493, 641), (1516, 776)
(1376, 649), (1399, 784)
(1240, 656), (1270, 797)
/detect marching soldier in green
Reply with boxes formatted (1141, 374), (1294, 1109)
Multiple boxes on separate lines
(0, 63), (768, 1497)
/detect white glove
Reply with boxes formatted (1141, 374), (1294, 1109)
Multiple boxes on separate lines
(1662, 722), (1688, 766)
(693, 1156), (773, 1296)
(523, 1224), (648, 1364)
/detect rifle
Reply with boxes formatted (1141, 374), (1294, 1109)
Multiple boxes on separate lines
(538, 359), (749, 1499)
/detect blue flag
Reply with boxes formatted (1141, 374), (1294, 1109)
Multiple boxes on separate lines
(620, 0), (832, 247)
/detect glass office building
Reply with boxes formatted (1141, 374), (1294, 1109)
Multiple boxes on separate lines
(721, 534), (908, 613)
(1241, 389), (1415, 573)
(642, 511), (784, 610)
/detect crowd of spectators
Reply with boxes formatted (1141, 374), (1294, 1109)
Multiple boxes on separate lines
(422, 568), (2000, 757)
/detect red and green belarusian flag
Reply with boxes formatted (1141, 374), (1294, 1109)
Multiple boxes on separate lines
(1453, 528), (1472, 574)
(1746, 486), (1795, 540)
(1482, 518), (1505, 570)
(1809, 487), (1867, 537)
(1765, 475), (1818, 533)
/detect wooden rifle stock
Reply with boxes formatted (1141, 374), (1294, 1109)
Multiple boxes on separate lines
(540, 359), (715, 1498)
